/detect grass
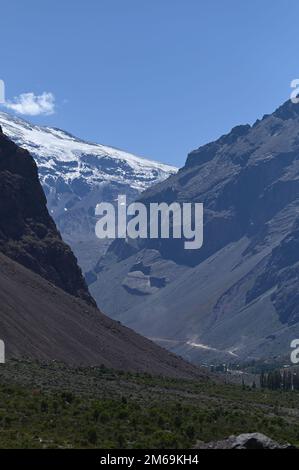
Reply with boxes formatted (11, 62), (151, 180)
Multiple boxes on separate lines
(0, 359), (298, 448)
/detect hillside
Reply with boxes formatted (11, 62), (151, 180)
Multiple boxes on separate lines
(0, 250), (202, 377)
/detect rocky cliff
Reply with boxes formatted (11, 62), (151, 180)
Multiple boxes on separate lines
(0, 126), (95, 306)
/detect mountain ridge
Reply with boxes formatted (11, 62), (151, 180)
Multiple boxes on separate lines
(0, 112), (177, 274)
(0, 111), (176, 191)
(90, 98), (299, 363)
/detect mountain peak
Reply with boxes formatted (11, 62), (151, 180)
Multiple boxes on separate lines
(0, 111), (177, 192)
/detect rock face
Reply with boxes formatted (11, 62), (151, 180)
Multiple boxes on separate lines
(247, 219), (299, 326)
(195, 433), (295, 449)
(0, 126), (95, 306)
(90, 99), (299, 363)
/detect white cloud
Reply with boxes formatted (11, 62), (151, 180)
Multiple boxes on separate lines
(3, 92), (55, 116)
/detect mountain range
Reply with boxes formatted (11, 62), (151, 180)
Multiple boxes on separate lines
(0, 124), (202, 378)
(0, 112), (176, 273)
(89, 99), (299, 364)
(3, 100), (299, 366)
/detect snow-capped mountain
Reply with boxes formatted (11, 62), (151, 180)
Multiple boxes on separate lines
(0, 112), (177, 272)
(0, 112), (176, 191)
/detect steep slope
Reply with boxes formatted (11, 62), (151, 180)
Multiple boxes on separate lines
(91, 99), (299, 363)
(0, 112), (177, 272)
(0, 125), (94, 305)
(0, 127), (202, 377)
(0, 251), (202, 378)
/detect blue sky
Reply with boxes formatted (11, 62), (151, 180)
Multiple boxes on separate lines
(0, 0), (299, 166)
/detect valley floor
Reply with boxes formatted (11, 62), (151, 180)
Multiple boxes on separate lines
(0, 360), (298, 449)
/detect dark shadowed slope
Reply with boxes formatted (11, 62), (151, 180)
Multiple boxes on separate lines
(0, 251), (203, 378)
(0, 125), (94, 306)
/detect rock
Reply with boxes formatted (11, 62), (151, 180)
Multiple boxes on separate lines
(0, 128), (95, 306)
(195, 433), (296, 449)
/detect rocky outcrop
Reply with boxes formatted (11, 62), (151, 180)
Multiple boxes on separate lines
(195, 433), (296, 449)
(0, 125), (95, 306)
